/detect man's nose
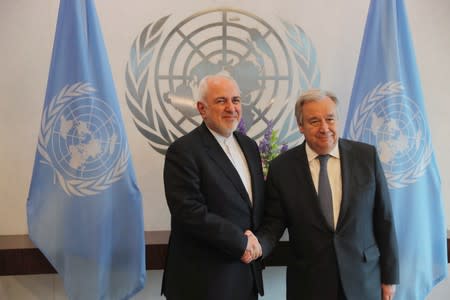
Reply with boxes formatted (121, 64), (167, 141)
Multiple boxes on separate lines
(318, 119), (329, 131)
(224, 100), (234, 111)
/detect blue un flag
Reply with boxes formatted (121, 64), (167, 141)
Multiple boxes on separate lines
(27, 0), (146, 299)
(343, 0), (448, 299)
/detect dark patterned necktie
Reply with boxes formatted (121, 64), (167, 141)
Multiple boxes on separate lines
(318, 155), (334, 228)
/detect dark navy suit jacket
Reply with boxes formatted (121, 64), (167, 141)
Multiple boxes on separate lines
(259, 139), (399, 300)
(162, 123), (265, 300)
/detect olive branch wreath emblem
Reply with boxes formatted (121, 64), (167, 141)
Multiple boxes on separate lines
(126, 16), (171, 155)
(347, 81), (432, 189)
(278, 20), (320, 145)
(125, 14), (320, 153)
(38, 82), (130, 196)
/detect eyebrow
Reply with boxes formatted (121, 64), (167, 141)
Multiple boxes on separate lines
(214, 96), (241, 101)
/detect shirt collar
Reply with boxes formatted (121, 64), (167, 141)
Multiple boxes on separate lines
(305, 141), (340, 163)
(206, 125), (234, 145)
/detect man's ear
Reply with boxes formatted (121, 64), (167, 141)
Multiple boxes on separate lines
(197, 101), (206, 119)
(298, 123), (304, 134)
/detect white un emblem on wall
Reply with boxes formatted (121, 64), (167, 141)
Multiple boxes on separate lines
(126, 8), (320, 154)
(38, 82), (129, 196)
(347, 81), (432, 189)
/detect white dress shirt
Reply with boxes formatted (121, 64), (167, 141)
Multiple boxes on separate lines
(208, 128), (253, 204)
(305, 143), (342, 228)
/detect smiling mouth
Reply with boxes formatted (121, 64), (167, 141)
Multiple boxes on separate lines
(223, 115), (238, 120)
(318, 135), (333, 141)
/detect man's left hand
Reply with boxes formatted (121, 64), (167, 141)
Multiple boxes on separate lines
(381, 284), (396, 300)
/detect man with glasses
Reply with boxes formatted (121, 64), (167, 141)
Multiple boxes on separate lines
(257, 89), (399, 300)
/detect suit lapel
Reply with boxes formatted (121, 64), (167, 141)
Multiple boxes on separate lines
(199, 124), (251, 207)
(234, 133), (257, 208)
(336, 139), (351, 231)
(293, 143), (315, 192)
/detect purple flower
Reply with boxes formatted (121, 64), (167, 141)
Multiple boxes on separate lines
(263, 121), (273, 140)
(236, 119), (289, 178)
(236, 119), (247, 134)
(257, 120), (290, 177)
(259, 138), (269, 154)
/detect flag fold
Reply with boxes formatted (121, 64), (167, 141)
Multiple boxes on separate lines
(27, 1), (146, 299)
(343, 0), (447, 299)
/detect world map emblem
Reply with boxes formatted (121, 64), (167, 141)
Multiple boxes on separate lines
(347, 81), (432, 189)
(126, 8), (320, 154)
(38, 82), (129, 196)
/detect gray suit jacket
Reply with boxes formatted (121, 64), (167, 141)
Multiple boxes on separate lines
(259, 138), (399, 300)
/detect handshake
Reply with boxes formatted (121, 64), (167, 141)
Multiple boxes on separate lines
(241, 230), (262, 264)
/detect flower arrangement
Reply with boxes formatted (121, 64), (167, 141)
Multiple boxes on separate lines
(237, 120), (288, 177)
(258, 121), (288, 177)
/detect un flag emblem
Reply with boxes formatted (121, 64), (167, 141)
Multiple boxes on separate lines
(38, 83), (129, 196)
(347, 81), (432, 189)
(126, 8), (320, 154)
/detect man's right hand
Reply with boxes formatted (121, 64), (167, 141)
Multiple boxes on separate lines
(240, 230), (262, 264)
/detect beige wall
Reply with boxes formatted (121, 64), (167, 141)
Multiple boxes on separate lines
(1, 0), (449, 235)
(0, 1), (449, 299)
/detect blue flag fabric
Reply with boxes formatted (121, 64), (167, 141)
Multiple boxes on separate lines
(27, 1), (146, 299)
(343, 0), (447, 299)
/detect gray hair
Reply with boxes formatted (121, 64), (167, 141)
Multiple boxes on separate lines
(295, 89), (339, 125)
(197, 75), (240, 103)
